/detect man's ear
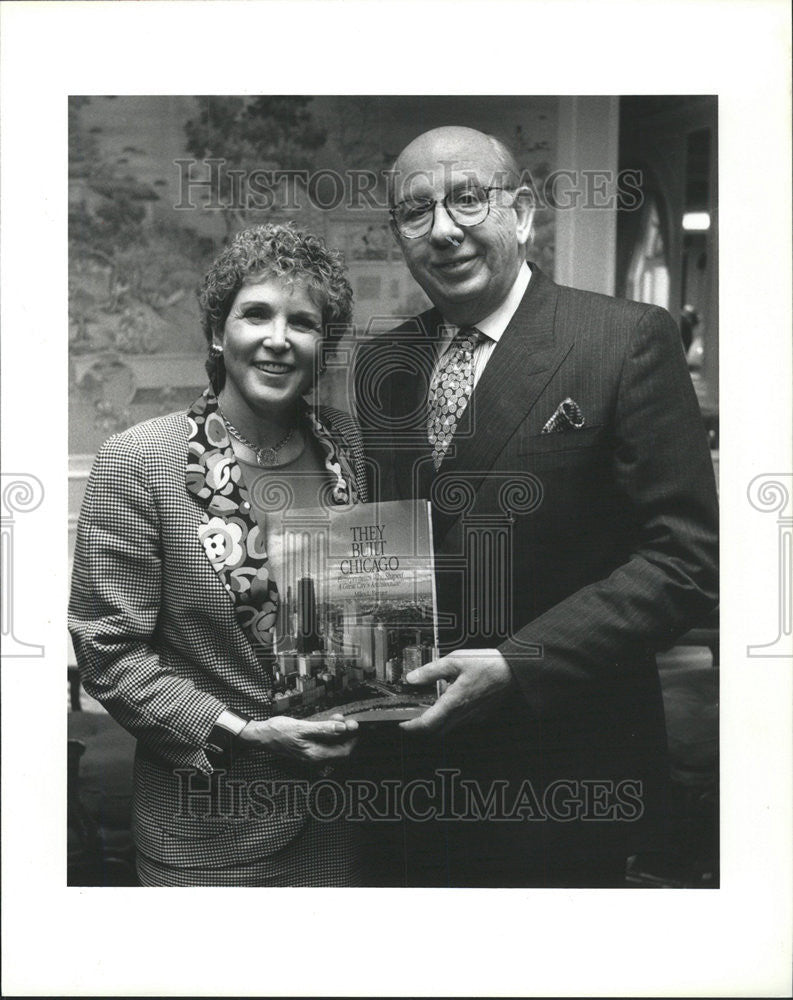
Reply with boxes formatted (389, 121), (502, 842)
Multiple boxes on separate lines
(513, 186), (536, 247)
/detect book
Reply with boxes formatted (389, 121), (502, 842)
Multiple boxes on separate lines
(269, 499), (438, 726)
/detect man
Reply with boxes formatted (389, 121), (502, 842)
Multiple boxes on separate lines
(353, 126), (718, 887)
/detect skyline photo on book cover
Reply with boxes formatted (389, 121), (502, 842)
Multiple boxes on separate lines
(268, 499), (439, 722)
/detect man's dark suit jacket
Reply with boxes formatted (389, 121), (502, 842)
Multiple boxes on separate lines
(352, 263), (719, 886)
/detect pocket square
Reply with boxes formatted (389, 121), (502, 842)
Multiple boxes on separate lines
(541, 397), (586, 434)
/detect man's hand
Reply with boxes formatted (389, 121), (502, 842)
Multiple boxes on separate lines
(239, 713), (359, 765)
(399, 648), (516, 735)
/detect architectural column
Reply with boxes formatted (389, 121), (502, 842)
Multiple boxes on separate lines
(554, 96), (620, 295)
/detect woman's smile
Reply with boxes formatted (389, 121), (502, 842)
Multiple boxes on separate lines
(253, 360), (295, 375)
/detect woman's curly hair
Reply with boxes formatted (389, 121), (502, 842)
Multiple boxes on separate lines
(198, 222), (354, 391)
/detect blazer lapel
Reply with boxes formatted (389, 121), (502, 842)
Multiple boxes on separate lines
(431, 266), (574, 541)
(305, 407), (362, 505)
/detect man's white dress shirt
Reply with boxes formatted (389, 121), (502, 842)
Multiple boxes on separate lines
(432, 262), (531, 389)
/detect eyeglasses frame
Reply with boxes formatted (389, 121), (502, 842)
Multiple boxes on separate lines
(389, 185), (516, 239)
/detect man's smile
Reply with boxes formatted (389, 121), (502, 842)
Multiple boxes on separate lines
(435, 255), (479, 274)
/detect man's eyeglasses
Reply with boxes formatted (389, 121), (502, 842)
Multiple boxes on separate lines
(390, 186), (513, 239)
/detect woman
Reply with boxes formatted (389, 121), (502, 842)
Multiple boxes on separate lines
(69, 223), (366, 886)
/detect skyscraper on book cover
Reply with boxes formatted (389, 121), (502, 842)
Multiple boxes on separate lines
(297, 576), (320, 654)
(373, 623), (388, 680)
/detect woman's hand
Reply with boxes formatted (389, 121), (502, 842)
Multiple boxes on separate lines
(239, 713), (359, 765)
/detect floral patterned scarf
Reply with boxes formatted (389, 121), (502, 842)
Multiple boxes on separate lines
(184, 386), (360, 663)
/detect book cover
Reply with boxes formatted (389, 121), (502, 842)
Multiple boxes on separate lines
(269, 499), (438, 725)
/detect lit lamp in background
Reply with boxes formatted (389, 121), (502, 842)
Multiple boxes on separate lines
(682, 212), (710, 231)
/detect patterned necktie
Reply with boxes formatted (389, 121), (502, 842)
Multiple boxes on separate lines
(427, 326), (485, 470)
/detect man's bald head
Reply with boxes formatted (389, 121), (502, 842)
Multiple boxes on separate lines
(390, 126), (521, 207)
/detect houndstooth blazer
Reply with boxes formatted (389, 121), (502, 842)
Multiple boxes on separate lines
(69, 387), (367, 870)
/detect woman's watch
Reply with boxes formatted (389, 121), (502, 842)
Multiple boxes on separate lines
(206, 708), (251, 765)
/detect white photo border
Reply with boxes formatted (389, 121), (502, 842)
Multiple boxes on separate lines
(1, 1), (791, 996)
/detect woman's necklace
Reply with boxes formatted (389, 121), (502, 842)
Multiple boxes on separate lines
(218, 408), (297, 467)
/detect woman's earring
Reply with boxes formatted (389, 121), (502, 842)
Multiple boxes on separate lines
(209, 343), (224, 358)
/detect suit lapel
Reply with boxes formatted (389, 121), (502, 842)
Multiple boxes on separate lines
(430, 266), (574, 541)
(383, 310), (441, 502)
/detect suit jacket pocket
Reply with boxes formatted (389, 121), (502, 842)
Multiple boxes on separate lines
(156, 814), (233, 842)
(518, 425), (604, 456)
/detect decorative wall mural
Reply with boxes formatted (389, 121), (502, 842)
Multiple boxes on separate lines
(69, 96), (558, 454)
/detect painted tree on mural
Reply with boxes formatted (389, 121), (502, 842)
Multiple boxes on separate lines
(69, 97), (214, 432)
(184, 96), (327, 235)
(69, 98), (213, 354)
